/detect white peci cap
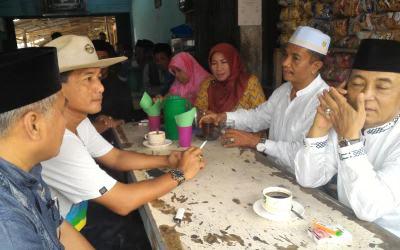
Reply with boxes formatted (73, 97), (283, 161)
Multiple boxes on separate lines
(288, 26), (331, 55)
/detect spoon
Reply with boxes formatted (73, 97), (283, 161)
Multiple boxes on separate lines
(291, 205), (304, 220)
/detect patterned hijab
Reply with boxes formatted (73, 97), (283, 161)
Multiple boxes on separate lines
(168, 52), (210, 104)
(207, 43), (249, 113)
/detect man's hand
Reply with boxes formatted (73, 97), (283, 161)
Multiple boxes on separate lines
(167, 150), (183, 168)
(321, 87), (365, 139)
(308, 98), (334, 138)
(93, 115), (125, 133)
(308, 82), (348, 138)
(152, 95), (164, 103)
(221, 129), (260, 148)
(177, 147), (205, 180)
(199, 112), (226, 127)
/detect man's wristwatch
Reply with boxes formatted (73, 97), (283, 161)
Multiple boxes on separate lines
(338, 137), (361, 148)
(256, 137), (267, 152)
(169, 169), (186, 185)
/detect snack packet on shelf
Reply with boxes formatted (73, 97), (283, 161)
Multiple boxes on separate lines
(280, 6), (301, 20)
(308, 221), (352, 245)
(376, 0), (400, 13)
(334, 35), (361, 49)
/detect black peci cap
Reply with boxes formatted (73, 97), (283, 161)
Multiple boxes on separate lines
(353, 39), (400, 73)
(0, 47), (61, 113)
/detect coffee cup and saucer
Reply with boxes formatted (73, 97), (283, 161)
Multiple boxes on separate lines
(253, 186), (305, 221)
(143, 131), (172, 148)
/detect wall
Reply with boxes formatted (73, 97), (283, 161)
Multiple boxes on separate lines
(193, 0), (239, 69)
(0, 0), (131, 16)
(131, 0), (184, 43)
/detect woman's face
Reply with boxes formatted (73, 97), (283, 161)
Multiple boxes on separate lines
(171, 66), (190, 84)
(210, 52), (231, 81)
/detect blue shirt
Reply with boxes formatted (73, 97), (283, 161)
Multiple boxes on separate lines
(0, 158), (64, 249)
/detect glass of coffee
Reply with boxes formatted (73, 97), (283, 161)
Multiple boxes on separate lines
(201, 121), (216, 139)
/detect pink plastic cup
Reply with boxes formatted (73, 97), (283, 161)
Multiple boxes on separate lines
(178, 126), (192, 147)
(148, 115), (161, 131)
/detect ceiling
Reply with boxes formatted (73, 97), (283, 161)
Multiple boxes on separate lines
(14, 16), (116, 47)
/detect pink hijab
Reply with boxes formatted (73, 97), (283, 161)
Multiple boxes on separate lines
(168, 52), (210, 104)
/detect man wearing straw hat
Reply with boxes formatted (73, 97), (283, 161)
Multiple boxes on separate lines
(41, 35), (205, 244)
(0, 48), (92, 249)
(201, 26), (330, 174)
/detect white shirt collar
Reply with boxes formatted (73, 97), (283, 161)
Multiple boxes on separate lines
(290, 74), (324, 98)
(364, 113), (400, 135)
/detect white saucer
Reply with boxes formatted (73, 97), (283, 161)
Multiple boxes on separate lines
(253, 199), (305, 221)
(143, 139), (173, 149)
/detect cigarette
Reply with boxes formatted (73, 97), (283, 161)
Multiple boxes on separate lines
(199, 140), (207, 149)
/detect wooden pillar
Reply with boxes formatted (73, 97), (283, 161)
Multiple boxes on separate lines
(239, 25), (262, 82)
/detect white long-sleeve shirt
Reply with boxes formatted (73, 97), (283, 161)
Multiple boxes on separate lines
(295, 114), (400, 237)
(227, 74), (328, 173)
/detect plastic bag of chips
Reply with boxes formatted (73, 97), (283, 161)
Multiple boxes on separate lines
(279, 34), (292, 45)
(350, 12), (400, 34)
(314, 2), (333, 19)
(334, 36), (361, 49)
(309, 19), (332, 35)
(357, 30), (400, 41)
(280, 6), (301, 20)
(376, 0), (400, 13)
(321, 65), (352, 82)
(332, 19), (349, 38)
(278, 19), (310, 34)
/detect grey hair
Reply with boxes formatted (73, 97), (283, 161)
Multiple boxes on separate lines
(0, 93), (58, 138)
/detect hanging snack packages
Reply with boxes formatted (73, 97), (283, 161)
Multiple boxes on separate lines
(332, 19), (349, 39)
(280, 6), (301, 20)
(376, 0), (400, 13)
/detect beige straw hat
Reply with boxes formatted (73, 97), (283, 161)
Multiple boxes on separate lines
(45, 35), (127, 73)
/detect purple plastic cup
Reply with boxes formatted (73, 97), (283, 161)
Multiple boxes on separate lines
(148, 115), (161, 131)
(178, 126), (193, 147)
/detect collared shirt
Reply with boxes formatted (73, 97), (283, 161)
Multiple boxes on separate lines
(295, 114), (400, 237)
(0, 158), (63, 249)
(227, 74), (328, 173)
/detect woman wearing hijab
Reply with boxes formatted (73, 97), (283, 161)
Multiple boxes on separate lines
(167, 52), (210, 104)
(195, 43), (266, 113)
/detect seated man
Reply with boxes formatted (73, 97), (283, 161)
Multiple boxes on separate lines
(41, 35), (204, 237)
(200, 26), (330, 173)
(295, 39), (400, 237)
(89, 39), (132, 133)
(0, 48), (92, 249)
(153, 43), (175, 95)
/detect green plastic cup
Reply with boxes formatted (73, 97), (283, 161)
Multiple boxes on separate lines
(163, 96), (190, 140)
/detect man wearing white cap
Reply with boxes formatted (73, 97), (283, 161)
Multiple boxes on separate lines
(200, 26), (330, 173)
(40, 35), (205, 246)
